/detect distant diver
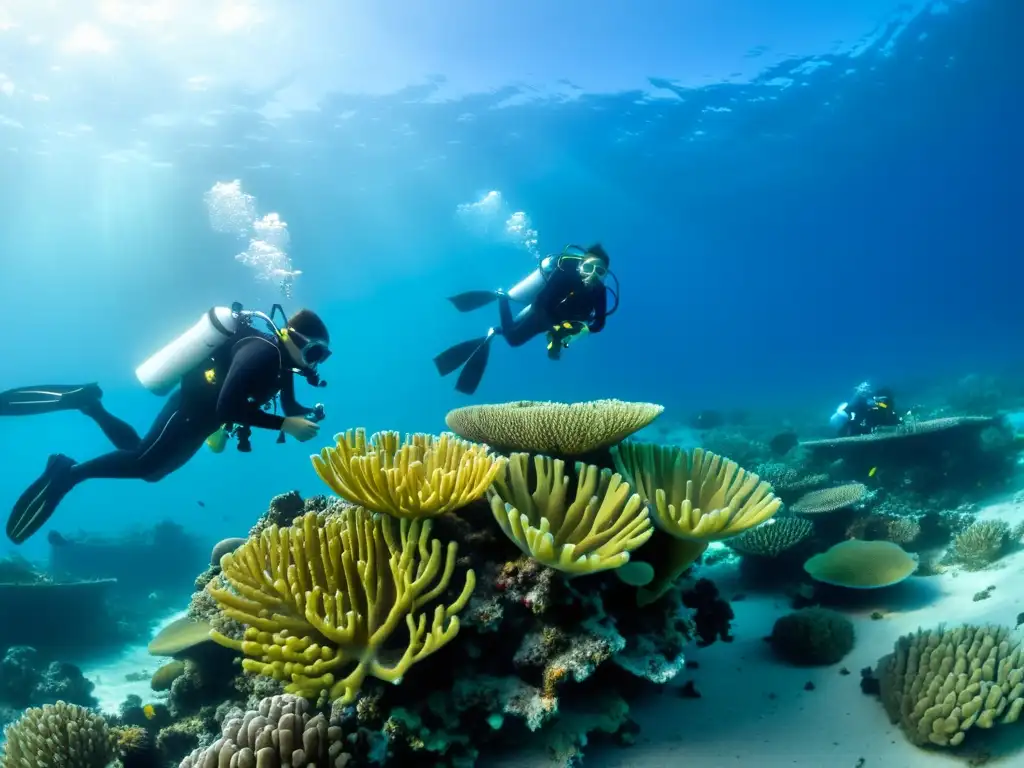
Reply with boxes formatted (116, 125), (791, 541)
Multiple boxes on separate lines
(829, 381), (901, 437)
(434, 244), (619, 394)
(0, 303), (332, 544)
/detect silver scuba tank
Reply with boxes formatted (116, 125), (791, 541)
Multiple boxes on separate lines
(135, 306), (240, 396)
(506, 255), (557, 304)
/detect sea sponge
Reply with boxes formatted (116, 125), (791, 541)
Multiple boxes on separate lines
(207, 509), (474, 705)
(311, 429), (505, 520)
(488, 453), (653, 575)
(727, 517), (814, 558)
(790, 483), (868, 514)
(0, 700), (117, 768)
(179, 694), (350, 767)
(445, 399), (664, 455)
(803, 539), (917, 588)
(946, 520), (1011, 570)
(875, 624), (1024, 747)
(768, 608), (855, 666)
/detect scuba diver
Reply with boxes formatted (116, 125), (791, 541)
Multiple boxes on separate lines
(0, 303), (332, 544)
(829, 381), (901, 437)
(434, 244), (618, 394)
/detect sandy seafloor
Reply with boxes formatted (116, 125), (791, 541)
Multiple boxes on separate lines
(494, 498), (1024, 768)
(59, 499), (1024, 768)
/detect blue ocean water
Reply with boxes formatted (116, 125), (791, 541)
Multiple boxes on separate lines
(0, 0), (1020, 762)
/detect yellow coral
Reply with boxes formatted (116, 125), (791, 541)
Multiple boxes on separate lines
(446, 399), (664, 455)
(876, 624), (1024, 747)
(207, 509), (474, 705)
(311, 428), (505, 519)
(488, 453), (653, 575)
(612, 442), (782, 541)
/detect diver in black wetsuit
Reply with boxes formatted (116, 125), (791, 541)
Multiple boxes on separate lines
(829, 381), (901, 437)
(0, 307), (332, 544)
(434, 244), (616, 395)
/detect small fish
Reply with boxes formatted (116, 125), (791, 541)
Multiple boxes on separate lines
(877, 401), (888, 409)
(197, 501), (206, 508)
(143, 704), (157, 720)
(868, 467), (878, 478)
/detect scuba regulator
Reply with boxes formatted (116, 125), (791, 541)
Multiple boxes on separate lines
(223, 301), (330, 453)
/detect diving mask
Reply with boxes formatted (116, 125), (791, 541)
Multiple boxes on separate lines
(288, 329), (332, 367)
(559, 245), (608, 280)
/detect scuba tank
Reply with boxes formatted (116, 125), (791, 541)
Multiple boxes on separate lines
(135, 302), (292, 396)
(136, 306), (240, 396)
(506, 255), (557, 304)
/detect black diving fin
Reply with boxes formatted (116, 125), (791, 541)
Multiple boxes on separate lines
(7, 454), (76, 545)
(455, 337), (494, 395)
(0, 384), (102, 416)
(447, 291), (498, 313)
(434, 337), (489, 377)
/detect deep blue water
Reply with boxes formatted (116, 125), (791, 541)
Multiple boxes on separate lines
(0, 0), (1019, 558)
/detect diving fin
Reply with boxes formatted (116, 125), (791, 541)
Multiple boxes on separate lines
(7, 454), (76, 545)
(0, 384), (102, 416)
(434, 337), (490, 377)
(447, 291), (498, 313)
(455, 336), (493, 395)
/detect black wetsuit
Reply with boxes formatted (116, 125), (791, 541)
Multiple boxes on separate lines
(497, 268), (607, 347)
(71, 329), (310, 484)
(839, 391), (900, 437)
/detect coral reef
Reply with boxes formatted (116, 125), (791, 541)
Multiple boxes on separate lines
(445, 399), (664, 455)
(0, 701), (117, 767)
(179, 694), (351, 767)
(768, 608), (855, 666)
(0, 646), (97, 709)
(874, 624), (1024, 747)
(727, 518), (814, 558)
(944, 520), (1014, 570)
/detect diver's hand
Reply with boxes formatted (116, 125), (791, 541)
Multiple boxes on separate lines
(282, 416), (320, 442)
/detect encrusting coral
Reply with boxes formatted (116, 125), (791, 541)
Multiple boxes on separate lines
(311, 429), (505, 519)
(487, 453), (653, 575)
(875, 624), (1024, 747)
(445, 399), (664, 455)
(0, 700), (117, 768)
(207, 508), (474, 705)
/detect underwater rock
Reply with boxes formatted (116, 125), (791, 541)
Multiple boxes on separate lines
(0, 645), (97, 709)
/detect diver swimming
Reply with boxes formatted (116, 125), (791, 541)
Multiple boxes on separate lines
(0, 303), (332, 545)
(829, 381), (902, 437)
(434, 244), (619, 394)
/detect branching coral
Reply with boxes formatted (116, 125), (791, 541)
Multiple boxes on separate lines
(875, 624), (1024, 747)
(488, 453), (653, 575)
(207, 509), (475, 705)
(611, 442), (782, 542)
(312, 429), (505, 519)
(0, 701), (117, 768)
(946, 520), (1012, 570)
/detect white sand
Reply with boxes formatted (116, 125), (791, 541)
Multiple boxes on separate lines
(79, 610), (186, 715)
(587, 502), (1024, 767)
